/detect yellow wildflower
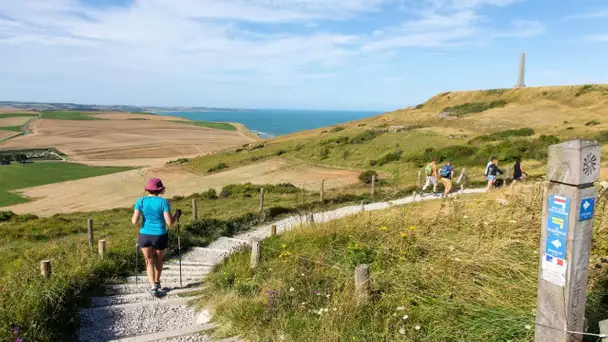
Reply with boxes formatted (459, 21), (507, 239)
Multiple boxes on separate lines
(408, 226), (416, 231)
(400, 232), (408, 238)
(281, 244), (287, 249)
(380, 226), (389, 231)
(279, 251), (293, 258)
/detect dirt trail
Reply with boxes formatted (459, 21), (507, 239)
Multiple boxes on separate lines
(2, 158), (359, 216)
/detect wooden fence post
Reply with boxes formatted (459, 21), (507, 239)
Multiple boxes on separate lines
(40, 260), (51, 279)
(360, 201), (365, 212)
(98, 239), (106, 259)
(87, 218), (94, 249)
(250, 239), (261, 269)
(192, 199), (198, 222)
(412, 191), (416, 202)
(271, 224), (277, 236)
(355, 264), (370, 305)
(371, 175), (376, 197)
(259, 188), (265, 222)
(418, 170), (422, 190)
(534, 140), (600, 342)
(320, 179), (325, 202)
(599, 319), (608, 340)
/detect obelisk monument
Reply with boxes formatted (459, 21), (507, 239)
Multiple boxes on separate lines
(515, 52), (526, 88)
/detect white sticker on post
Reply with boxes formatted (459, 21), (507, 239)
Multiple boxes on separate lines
(541, 253), (567, 287)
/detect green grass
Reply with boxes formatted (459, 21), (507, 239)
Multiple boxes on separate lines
(40, 111), (103, 120)
(0, 126), (23, 132)
(171, 120), (237, 131)
(443, 100), (508, 117)
(0, 113), (39, 118)
(0, 163), (132, 206)
(201, 190), (608, 341)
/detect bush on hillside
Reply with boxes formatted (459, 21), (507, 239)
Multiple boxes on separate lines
(377, 149), (403, 166)
(249, 144), (265, 151)
(330, 126), (345, 133)
(350, 130), (385, 144)
(359, 170), (378, 184)
(0, 211), (16, 222)
(415, 104), (424, 109)
(167, 158), (189, 164)
(468, 128), (535, 143)
(200, 189), (218, 200)
(586, 120), (601, 126)
(208, 163), (228, 173)
(276, 149), (287, 156)
(595, 131), (608, 143)
(319, 147), (330, 159)
(443, 100), (507, 117)
(320, 136), (349, 145)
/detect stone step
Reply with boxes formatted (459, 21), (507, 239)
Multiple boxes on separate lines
(206, 237), (249, 251)
(82, 297), (197, 315)
(110, 323), (215, 342)
(92, 287), (205, 307)
(180, 248), (230, 265)
(104, 282), (203, 295)
(164, 262), (215, 268)
(125, 274), (206, 284)
(77, 303), (205, 342)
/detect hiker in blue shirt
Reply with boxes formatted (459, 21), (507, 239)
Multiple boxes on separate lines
(439, 160), (455, 195)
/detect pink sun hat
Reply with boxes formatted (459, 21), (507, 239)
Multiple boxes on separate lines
(144, 178), (165, 191)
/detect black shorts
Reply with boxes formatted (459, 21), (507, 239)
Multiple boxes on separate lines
(138, 233), (169, 250)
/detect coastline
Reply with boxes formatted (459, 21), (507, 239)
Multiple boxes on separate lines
(231, 122), (263, 141)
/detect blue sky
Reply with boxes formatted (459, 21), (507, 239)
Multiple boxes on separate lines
(1, 0), (607, 111)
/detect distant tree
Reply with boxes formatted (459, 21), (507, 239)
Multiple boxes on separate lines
(0, 155), (12, 165)
(14, 154), (28, 164)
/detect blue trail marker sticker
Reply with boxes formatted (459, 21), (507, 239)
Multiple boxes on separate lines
(579, 197), (595, 221)
(545, 194), (569, 259)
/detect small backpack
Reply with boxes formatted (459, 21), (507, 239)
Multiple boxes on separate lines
(439, 166), (450, 178)
(425, 164), (433, 176)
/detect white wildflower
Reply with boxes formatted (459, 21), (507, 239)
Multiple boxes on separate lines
(326, 294), (331, 298)
(301, 273), (305, 276)
(398, 328), (406, 335)
(323, 308), (329, 313)
(525, 325), (532, 330)
(333, 308), (337, 311)
(509, 220), (517, 224)
(463, 215), (469, 219)
(415, 325), (421, 330)
(301, 302), (307, 306)
(289, 287), (295, 292)
(393, 313), (397, 317)
(448, 246), (455, 252)
(403, 315), (409, 320)
(396, 306), (406, 311)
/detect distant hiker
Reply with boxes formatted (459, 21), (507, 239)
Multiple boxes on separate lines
(511, 157), (528, 188)
(422, 158), (439, 193)
(439, 160), (455, 196)
(485, 156), (504, 191)
(132, 178), (182, 294)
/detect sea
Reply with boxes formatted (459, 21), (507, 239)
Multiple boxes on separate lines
(160, 109), (380, 138)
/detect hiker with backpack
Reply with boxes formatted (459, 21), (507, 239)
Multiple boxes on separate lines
(439, 160), (455, 196)
(422, 158), (439, 194)
(131, 178), (182, 295)
(484, 156), (504, 192)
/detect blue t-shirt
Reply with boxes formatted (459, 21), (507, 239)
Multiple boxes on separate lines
(134, 196), (170, 235)
(441, 165), (455, 179)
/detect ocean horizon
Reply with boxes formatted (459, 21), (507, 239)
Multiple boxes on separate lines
(159, 109), (381, 138)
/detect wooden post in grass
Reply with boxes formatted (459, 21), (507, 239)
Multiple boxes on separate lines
(259, 188), (265, 222)
(40, 260), (51, 279)
(320, 179), (325, 202)
(87, 218), (94, 249)
(371, 175), (376, 198)
(355, 264), (370, 305)
(98, 239), (106, 259)
(271, 224), (277, 236)
(534, 140), (600, 342)
(192, 199), (198, 222)
(599, 319), (608, 340)
(412, 191), (416, 202)
(458, 168), (467, 193)
(250, 238), (261, 269)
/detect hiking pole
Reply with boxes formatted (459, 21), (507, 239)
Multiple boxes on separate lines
(135, 243), (139, 285)
(175, 209), (183, 288)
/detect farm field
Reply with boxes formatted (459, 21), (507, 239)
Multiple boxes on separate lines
(0, 162), (131, 206)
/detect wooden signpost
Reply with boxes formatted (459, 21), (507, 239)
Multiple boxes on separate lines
(535, 140), (600, 342)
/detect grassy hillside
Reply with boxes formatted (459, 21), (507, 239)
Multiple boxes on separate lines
(171, 120), (238, 131)
(0, 163), (132, 206)
(202, 188), (608, 341)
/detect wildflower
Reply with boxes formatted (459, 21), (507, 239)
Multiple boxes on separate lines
(279, 251), (292, 258)
(314, 290), (320, 295)
(525, 325), (532, 330)
(400, 232), (408, 238)
(408, 226), (416, 231)
(448, 246), (455, 252)
(281, 244), (287, 249)
(415, 325), (421, 330)
(301, 302), (307, 306)
(323, 308), (329, 312)
(403, 315), (409, 320)
(380, 226), (389, 231)
(393, 313), (397, 317)
(396, 306), (406, 311)
(398, 328), (406, 335)
(289, 287), (295, 292)
(268, 268), (272, 271)
(509, 220), (517, 224)
(326, 294), (331, 298)
(301, 273), (305, 276)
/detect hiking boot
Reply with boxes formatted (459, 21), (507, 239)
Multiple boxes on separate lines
(154, 281), (161, 290)
(149, 286), (158, 295)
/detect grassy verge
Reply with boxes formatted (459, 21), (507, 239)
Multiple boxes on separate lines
(0, 180), (412, 341)
(40, 111), (103, 120)
(0, 126), (23, 132)
(0, 113), (39, 118)
(201, 187), (608, 341)
(0, 163), (132, 206)
(171, 120), (237, 131)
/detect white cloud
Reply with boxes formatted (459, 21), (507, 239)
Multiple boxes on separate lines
(587, 34), (608, 42)
(563, 8), (608, 21)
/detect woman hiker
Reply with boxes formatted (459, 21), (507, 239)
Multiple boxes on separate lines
(131, 178), (182, 294)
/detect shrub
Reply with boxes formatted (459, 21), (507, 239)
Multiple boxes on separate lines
(359, 170), (378, 184)
(330, 126), (345, 133)
(200, 189), (218, 200)
(266, 183), (299, 194)
(485, 89), (507, 96)
(377, 149), (403, 166)
(320, 136), (349, 145)
(567, 127), (574, 130)
(172, 195), (184, 201)
(595, 131), (608, 143)
(585, 120), (601, 126)
(276, 149), (287, 156)
(415, 104), (424, 109)
(319, 147), (330, 159)
(443, 100), (508, 117)
(264, 206), (295, 219)
(249, 144), (265, 151)
(368, 160), (377, 166)
(220, 183), (260, 198)
(166, 158), (189, 164)
(208, 163), (228, 173)
(350, 130), (384, 144)
(468, 128), (535, 143)
(0, 211), (16, 222)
